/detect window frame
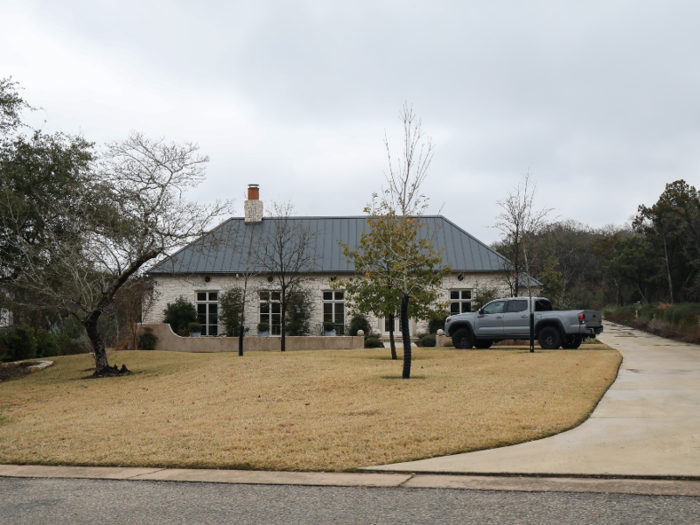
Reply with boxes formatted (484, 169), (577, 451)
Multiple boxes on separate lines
(450, 289), (473, 315)
(323, 290), (346, 335)
(196, 291), (219, 336)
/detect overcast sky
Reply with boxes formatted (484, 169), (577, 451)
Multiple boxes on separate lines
(2, 0), (699, 244)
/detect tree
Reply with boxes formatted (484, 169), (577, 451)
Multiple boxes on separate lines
(2, 132), (232, 374)
(341, 103), (449, 377)
(254, 201), (318, 352)
(285, 288), (315, 336)
(219, 287), (246, 337)
(494, 173), (553, 352)
(163, 296), (199, 335)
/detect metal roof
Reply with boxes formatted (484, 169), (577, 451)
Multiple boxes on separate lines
(148, 215), (508, 274)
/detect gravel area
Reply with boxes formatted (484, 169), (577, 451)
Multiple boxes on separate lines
(2, 477), (699, 524)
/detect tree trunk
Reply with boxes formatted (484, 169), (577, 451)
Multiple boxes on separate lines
(662, 235), (674, 304)
(280, 296), (286, 352)
(238, 310), (244, 356)
(401, 294), (411, 379)
(83, 311), (109, 372)
(388, 313), (397, 360)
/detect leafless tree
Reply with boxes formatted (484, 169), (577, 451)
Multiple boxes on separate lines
(3, 132), (232, 374)
(254, 201), (318, 352)
(494, 172), (553, 351)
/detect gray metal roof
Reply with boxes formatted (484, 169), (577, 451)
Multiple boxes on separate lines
(148, 215), (508, 274)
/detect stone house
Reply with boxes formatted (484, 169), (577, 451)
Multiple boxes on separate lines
(144, 185), (513, 338)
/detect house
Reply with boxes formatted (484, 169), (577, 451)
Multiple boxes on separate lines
(144, 185), (515, 338)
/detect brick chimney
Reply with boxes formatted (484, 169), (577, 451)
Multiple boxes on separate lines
(244, 184), (263, 223)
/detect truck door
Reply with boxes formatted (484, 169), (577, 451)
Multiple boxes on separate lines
(502, 299), (529, 337)
(476, 300), (506, 336)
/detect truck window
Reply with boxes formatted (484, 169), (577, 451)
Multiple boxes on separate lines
(535, 299), (553, 312)
(482, 301), (506, 314)
(508, 300), (528, 313)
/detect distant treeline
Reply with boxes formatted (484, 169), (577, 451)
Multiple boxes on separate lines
(491, 180), (700, 309)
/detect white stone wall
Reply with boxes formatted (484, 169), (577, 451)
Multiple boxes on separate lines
(145, 272), (510, 337)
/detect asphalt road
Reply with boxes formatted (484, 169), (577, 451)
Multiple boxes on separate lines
(2, 477), (699, 525)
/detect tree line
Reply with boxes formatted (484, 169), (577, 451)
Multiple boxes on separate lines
(492, 179), (700, 308)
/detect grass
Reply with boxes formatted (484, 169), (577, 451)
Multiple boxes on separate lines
(0, 345), (621, 472)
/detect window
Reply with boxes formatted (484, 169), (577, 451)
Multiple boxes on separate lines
(323, 291), (345, 335)
(197, 291), (218, 336)
(508, 300), (528, 313)
(450, 290), (472, 314)
(260, 291), (281, 335)
(482, 301), (506, 314)
(535, 299), (553, 312)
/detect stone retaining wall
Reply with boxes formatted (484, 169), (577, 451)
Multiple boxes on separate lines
(139, 324), (364, 353)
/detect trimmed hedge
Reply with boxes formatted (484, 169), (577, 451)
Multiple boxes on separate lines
(364, 336), (384, 348)
(138, 332), (158, 350)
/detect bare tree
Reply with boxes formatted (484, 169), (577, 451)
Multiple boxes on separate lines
(254, 201), (318, 352)
(345, 103), (449, 379)
(494, 172), (553, 351)
(3, 132), (232, 374)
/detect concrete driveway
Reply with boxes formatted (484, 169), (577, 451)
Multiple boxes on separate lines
(364, 322), (700, 477)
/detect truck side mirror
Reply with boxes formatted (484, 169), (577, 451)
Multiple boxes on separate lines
(478, 308), (484, 315)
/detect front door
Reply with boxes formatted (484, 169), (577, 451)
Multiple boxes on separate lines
(475, 300), (506, 336)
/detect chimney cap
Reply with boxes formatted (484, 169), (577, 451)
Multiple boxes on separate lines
(248, 183), (259, 188)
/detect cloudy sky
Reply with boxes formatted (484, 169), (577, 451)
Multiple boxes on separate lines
(2, 0), (699, 244)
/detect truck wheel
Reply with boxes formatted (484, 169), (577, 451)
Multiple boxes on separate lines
(562, 335), (583, 349)
(452, 328), (474, 349)
(538, 326), (562, 349)
(474, 340), (493, 349)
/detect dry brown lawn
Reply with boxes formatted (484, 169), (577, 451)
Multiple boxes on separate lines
(0, 345), (620, 471)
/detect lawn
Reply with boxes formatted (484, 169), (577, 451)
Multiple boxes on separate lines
(0, 345), (621, 472)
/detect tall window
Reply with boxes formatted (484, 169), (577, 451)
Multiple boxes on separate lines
(323, 291), (345, 335)
(450, 290), (472, 314)
(260, 291), (281, 335)
(197, 291), (218, 336)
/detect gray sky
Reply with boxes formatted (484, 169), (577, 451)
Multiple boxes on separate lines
(3, 0), (699, 244)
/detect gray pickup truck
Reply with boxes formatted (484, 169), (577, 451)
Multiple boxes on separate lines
(444, 297), (603, 350)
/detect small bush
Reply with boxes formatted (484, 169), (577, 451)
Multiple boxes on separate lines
(138, 332), (158, 350)
(323, 321), (336, 332)
(36, 330), (61, 358)
(419, 334), (436, 347)
(57, 334), (90, 355)
(188, 322), (202, 334)
(257, 322), (269, 333)
(349, 315), (371, 337)
(364, 336), (384, 348)
(428, 310), (449, 334)
(1, 325), (37, 361)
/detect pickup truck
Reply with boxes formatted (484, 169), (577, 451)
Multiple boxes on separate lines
(444, 297), (603, 350)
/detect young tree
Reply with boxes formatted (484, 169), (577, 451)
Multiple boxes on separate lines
(3, 132), (232, 374)
(254, 201), (318, 352)
(341, 103), (449, 377)
(494, 173), (553, 352)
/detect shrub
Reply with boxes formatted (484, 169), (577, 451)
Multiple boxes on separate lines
(257, 322), (269, 333)
(427, 310), (449, 334)
(138, 332), (158, 350)
(323, 320), (336, 332)
(364, 336), (384, 348)
(286, 289), (315, 336)
(1, 325), (37, 361)
(219, 287), (245, 337)
(419, 334), (436, 347)
(56, 334), (90, 355)
(36, 330), (61, 358)
(163, 296), (199, 334)
(349, 315), (371, 337)
(188, 322), (202, 334)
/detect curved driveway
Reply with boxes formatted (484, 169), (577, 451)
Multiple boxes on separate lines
(364, 322), (700, 477)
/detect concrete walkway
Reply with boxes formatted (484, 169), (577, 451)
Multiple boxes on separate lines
(364, 322), (700, 478)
